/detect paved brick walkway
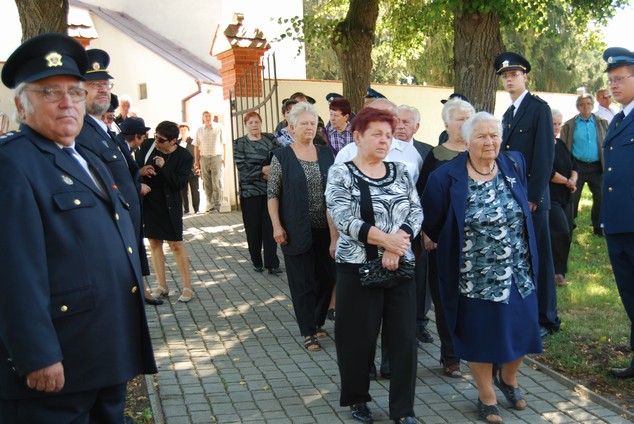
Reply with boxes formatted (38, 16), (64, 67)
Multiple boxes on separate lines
(143, 212), (632, 424)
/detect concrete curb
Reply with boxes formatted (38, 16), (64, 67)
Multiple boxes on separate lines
(525, 355), (634, 421)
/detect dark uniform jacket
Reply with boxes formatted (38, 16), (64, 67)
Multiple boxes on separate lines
(602, 110), (634, 234)
(0, 125), (156, 399)
(502, 92), (555, 211)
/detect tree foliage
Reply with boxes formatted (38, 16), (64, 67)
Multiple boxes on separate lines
(275, 0), (627, 110)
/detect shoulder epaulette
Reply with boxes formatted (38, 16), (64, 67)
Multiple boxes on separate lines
(0, 129), (24, 146)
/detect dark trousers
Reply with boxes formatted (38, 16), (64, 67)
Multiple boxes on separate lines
(0, 382), (127, 424)
(532, 209), (560, 330)
(240, 195), (279, 269)
(284, 228), (335, 336)
(181, 173), (200, 213)
(336, 271), (417, 419)
(572, 161), (602, 231)
(550, 201), (574, 275)
(415, 245), (431, 327)
(606, 233), (634, 361)
(426, 250), (459, 365)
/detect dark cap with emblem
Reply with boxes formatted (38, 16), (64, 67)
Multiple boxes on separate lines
(326, 92), (343, 103)
(1, 32), (88, 89)
(290, 92), (316, 104)
(119, 117), (150, 135)
(603, 47), (634, 71)
(441, 93), (470, 104)
(494, 52), (531, 75)
(107, 93), (119, 113)
(85, 49), (113, 80)
(365, 87), (386, 99)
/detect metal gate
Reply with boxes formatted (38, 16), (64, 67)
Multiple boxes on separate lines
(229, 53), (280, 210)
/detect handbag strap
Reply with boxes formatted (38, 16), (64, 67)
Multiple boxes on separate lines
(345, 162), (378, 260)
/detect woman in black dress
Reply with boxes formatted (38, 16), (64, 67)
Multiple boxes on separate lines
(138, 121), (195, 303)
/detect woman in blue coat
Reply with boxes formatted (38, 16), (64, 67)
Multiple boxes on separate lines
(422, 112), (542, 423)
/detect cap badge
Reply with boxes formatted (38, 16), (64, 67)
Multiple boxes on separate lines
(62, 174), (74, 185)
(502, 60), (509, 67)
(608, 56), (614, 64)
(45, 52), (63, 68)
(92, 62), (101, 70)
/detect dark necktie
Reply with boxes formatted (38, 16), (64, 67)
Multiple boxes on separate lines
(62, 147), (105, 194)
(614, 111), (625, 128)
(504, 105), (515, 130)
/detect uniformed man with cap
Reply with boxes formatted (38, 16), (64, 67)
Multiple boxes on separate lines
(364, 87), (387, 107)
(601, 47), (634, 379)
(76, 49), (159, 304)
(494, 51), (559, 338)
(0, 32), (156, 422)
(102, 92), (119, 132)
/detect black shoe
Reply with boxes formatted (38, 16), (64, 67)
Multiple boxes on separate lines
(380, 361), (391, 379)
(610, 365), (634, 378)
(253, 266), (264, 273)
(369, 363), (377, 380)
(539, 326), (551, 339)
(268, 267), (283, 275)
(416, 327), (434, 345)
(327, 308), (336, 321)
(593, 227), (604, 237)
(350, 403), (373, 423)
(394, 417), (420, 424)
(144, 297), (164, 306)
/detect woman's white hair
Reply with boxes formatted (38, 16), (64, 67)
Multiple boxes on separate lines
(441, 98), (475, 124)
(462, 111), (502, 145)
(551, 108), (563, 121)
(288, 101), (318, 127)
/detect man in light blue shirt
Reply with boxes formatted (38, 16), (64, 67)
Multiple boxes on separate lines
(560, 94), (609, 236)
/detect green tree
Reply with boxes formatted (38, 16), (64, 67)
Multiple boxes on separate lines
(282, 0), (626, 111)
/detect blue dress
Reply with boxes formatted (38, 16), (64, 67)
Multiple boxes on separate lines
(453, 173), (542, 363)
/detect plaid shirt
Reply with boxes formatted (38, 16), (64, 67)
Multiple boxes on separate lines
(326, 122), (353, 155)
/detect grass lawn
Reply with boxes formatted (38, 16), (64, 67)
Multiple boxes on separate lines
(532, 189), (633, 412)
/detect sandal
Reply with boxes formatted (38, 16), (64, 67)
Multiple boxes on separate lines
(493, 368), (526, 410)
(315, 327), (328, 338)
(151, 285), (169, 299)
(477, 399), (503, 423)
(178, 287), (194, 303)
(442, 362), (463, 378)
(304, 335), (321, 351)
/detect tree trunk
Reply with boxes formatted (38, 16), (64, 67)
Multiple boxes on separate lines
(330, 0), (379, 112)
(453, 10), (504, 113)
(15, 0), (69, 42)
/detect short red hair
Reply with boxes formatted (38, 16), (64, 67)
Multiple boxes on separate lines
(243, 111), (262, 125)
(350, 107), (396, 134)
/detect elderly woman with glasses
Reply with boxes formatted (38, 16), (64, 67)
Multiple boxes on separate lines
(138, 121), (195, 303)
(267, 102), (336, 352)
(422, 112), (542, 423)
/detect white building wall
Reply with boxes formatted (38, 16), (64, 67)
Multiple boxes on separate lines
(81, 0), (306, 79)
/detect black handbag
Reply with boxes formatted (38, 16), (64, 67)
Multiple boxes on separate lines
(359, 257), (415, 288)
(347, 162), (415, 289)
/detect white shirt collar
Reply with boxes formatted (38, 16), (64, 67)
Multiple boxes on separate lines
(89, 114), (109, 133)
(512, 90), (529, 114)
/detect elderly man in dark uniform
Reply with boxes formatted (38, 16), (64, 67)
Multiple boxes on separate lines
(495, 52), (559, 338)
(76, 49), (161, 306)
(601, 47), (634, 379)
(0, 32), (156, 422)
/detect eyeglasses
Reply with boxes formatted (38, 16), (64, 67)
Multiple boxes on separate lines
(155, 134), (171, 143)
(601, 94), (612, 99)
(607, 75), (634, 85)
(500, 72), (522, 80)
(86, 81), (114, 90)
(24, 86), (88, 103)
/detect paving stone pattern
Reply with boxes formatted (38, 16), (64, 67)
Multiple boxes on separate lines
(143, 212), (632, 424)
